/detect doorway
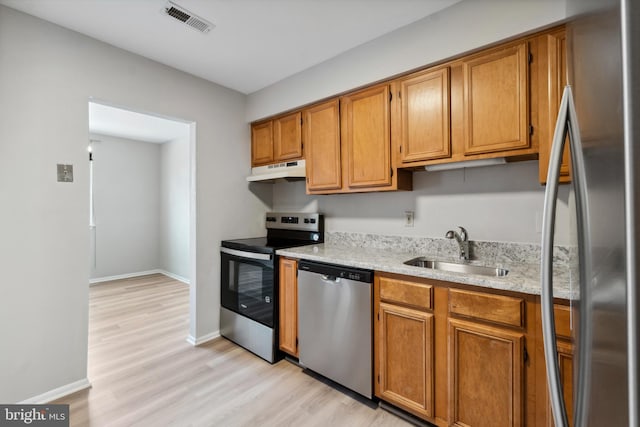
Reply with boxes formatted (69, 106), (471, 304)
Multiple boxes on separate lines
(87, 99), (195, 288)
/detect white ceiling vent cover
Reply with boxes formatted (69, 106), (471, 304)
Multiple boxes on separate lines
(163, 1), (214, 34)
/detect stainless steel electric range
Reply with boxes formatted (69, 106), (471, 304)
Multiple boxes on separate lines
(219, 212), (323, 363)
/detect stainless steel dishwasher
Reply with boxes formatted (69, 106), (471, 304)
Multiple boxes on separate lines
(297, 260), (373, 399)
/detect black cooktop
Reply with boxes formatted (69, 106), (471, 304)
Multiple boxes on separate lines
(220, 237), (309, 254)
(221, 213), (324, 254)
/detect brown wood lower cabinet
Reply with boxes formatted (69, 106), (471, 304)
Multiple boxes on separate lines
(552, 340), (574, 427)
(448, 318), (524, 427)
(374, 272), (573, 427)
(537, 303), (575, 427)
(279, 258), (298, 357)
(378, 302), (434, 419)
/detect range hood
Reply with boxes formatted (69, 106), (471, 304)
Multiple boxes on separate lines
(246, 159), (306, 182)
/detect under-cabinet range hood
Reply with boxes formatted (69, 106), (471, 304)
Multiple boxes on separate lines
(246, 159), (306, 183)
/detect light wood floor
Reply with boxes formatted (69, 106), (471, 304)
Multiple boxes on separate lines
(55, 274), (410, 426)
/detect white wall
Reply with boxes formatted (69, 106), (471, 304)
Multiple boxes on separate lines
(273, 161), (572, 245)
(90, 135), (161, 279)
(90, 130), (190, 282)
(247, 0), (567, 120)
(0, 5), (271, 403)
(160, 137), (190, 280)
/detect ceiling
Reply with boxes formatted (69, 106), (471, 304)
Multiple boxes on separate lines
(0, 0), (461, 94)
(89, 102), (190, 143)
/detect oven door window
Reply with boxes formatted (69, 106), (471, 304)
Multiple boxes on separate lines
(221, 253), (274, 327)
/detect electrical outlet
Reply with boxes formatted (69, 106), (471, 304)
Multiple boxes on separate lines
(404, 211), (414, 227)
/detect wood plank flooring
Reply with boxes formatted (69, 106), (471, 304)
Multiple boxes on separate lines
(54, 274), (410, 426)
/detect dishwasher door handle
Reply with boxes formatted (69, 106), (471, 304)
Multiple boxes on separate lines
(321, 275), (340, 283)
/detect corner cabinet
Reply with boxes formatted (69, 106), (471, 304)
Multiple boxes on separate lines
(398, 67), (451, 163)
(278, 258), (298, 357)
(462, 42), (530, 155)
(251, 111), (303, 167)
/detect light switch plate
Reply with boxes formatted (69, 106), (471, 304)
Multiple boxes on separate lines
(57, 164), (73, 182)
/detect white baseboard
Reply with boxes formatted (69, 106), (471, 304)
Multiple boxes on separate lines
(158, 270), (190, 285)
(186, 331), (220, 346)
(90, 269), (190, 285)
(90, 269), (162, 284)
(20, 378), (91, 404)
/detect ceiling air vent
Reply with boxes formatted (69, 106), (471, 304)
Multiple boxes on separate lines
(163, 1), (214, 34)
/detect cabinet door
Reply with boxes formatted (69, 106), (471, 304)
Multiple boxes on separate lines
(251, 121), (274, 166)
(279, 258), (298, 357)
(544, 340), (574, 427)
(463, 42), (530, 155)
(540, 30), (571, 184)
(273, 112), (303, 161)
(377, 302), (434, 419)
(543, 304), (574, 426)
(303, 100), (342, 191)
(342, 85), (392, 188)
(399, 67), (451, 162)
(449, 318), (524, 427)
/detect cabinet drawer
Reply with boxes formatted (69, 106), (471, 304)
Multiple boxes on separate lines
(449, 288), (524, 328)
(555, 304), (573, 340)
(379, 277), (432, 310)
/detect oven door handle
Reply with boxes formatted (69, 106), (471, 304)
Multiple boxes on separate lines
(220, 247), (272, 261)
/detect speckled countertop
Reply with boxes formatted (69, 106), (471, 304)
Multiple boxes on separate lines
(277, 238), (577, 300)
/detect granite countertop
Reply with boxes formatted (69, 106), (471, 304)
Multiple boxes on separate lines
(277, 243), (576, 300)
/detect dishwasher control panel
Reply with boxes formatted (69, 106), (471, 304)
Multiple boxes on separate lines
(341, 271), (365, 281)
(298, 260), (373, 284)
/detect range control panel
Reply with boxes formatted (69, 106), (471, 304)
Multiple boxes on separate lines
(265, 212), (323, 232)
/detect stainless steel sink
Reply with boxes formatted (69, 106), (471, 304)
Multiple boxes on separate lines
(404, 257), (508, 277)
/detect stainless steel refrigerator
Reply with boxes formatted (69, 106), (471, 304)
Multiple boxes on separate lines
(541, 0), (639, 426)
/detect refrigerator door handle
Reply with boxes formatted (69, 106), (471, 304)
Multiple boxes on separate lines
(542, 85), (591, 427)
(541, 85), (571, 427)
(565, 85), (592, 427)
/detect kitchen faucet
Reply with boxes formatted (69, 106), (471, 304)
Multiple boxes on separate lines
(446, 226), (469, 261)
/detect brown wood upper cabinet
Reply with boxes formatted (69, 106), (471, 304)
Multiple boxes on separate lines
(303, 100), (342, 192)
(341, 84), (392, 188)
(462, 42), (530, 155)
(251, 112), (302, 167)
(398, 67), (451, 163)
(251, 26), (573, 181)
(251, 120), (274, 166)
(303, 87), (411, 195)
(539, 29), (571, 184)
